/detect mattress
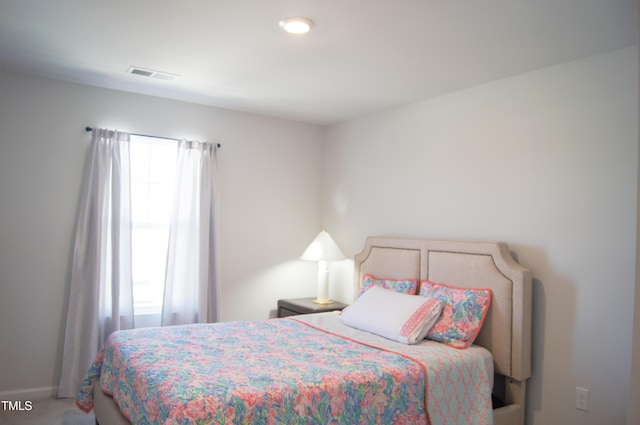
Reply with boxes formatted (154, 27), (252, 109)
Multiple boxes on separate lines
(78, 312), (493, 424)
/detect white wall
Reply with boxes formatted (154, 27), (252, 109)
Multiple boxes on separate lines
(323, 47), (637, 425)
(0, 71), (324, 397)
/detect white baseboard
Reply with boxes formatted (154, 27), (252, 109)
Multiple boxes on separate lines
(0, 386), (58, 401)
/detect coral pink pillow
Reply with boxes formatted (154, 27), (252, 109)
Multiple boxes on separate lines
(358, 274), (418, 297)
(420, 280), (492, 349)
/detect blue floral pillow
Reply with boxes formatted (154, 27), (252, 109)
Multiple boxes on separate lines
(358, 274), (418, 297)
(420, 280), (492, 349)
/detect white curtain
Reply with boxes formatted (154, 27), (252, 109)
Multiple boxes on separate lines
(161, 139), (220, 326)
(58, 129), (134, 398)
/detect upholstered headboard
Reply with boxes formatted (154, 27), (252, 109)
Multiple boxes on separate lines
(353, 237), (532, 425)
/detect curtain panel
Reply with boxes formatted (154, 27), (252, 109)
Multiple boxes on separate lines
(58, 129), (135, 398)
(162, 140), (221, 325)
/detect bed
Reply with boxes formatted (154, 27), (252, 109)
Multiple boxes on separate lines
(352, 237), (532, 425)
(77, 237), (532, 425)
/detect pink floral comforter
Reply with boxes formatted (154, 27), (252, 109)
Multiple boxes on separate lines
(77, 313), (493, 424)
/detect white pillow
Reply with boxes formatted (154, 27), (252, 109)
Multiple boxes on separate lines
(341, 286), (444, 344)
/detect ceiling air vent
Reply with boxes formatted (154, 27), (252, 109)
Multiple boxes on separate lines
(126, 66), (179, 81)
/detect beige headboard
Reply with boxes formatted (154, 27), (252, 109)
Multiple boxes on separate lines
(354, 237), (532, 425)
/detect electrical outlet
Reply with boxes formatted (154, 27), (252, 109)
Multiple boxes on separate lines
(575, 387), (589, 411)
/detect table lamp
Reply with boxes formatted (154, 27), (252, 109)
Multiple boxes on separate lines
(301, 230), (346, 304)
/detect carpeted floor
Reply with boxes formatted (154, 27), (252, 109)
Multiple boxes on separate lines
(0, 398), (94, 425)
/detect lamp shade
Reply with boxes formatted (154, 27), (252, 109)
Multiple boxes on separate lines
(301, 231), (346, 262)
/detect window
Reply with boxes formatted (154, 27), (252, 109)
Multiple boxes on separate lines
(129, 136), (178, 324)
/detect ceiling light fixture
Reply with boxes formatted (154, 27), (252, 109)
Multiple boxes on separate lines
(279, 16), (315, 34)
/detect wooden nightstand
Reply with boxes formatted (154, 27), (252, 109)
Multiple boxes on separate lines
(277, 298), (348, 318)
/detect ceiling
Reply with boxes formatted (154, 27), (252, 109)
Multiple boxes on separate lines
(0, 0), (636, 125)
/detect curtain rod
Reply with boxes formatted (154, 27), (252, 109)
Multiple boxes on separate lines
(85, 127), (221, 148)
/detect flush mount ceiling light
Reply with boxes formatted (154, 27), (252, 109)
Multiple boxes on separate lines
(279, 16), (315, 34)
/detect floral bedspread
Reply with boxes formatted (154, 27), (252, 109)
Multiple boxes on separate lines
(296, 313), (494, 425)
(77, 316), (431, 424)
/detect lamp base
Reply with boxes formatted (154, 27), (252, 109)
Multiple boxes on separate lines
(312, 299), (334, 305)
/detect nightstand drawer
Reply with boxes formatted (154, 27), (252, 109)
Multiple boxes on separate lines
(277, 306), (301, 318)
